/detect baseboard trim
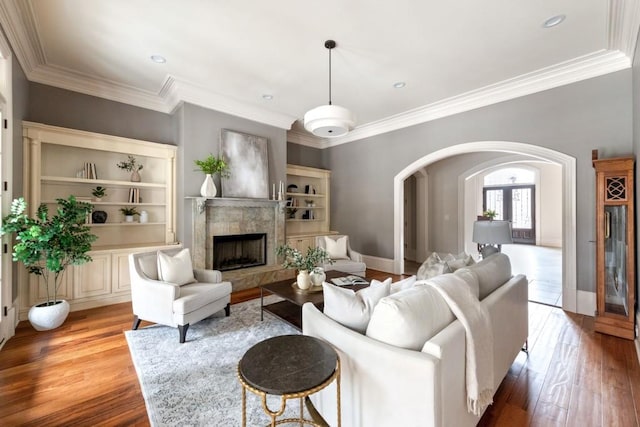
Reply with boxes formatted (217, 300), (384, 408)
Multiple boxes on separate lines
(635, 338), (640, 366)
(18, 294), (132, 321)
(362, 255), (395, 274)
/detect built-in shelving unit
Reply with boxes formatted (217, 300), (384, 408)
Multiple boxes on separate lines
(285, 164), (336, 251)
(20, 121), (179, 317)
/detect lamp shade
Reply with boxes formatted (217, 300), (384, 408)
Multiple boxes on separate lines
(303, 104), (355, 138)
(472, 220), (513, 244)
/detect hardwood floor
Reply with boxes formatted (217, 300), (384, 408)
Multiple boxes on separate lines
(1, 269), (639, 426)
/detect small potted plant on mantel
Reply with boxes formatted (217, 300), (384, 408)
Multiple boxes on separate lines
(194, 153), (230, 198)
(120, 206), (139, 222)
(117, 155), (143, 182)
(276, 244), (332, 290)
(1, 196), (97, 331)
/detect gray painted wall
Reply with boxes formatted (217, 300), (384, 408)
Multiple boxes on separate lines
(287, 143), (327, 169)
(28, 83), (174, 145)
(178, 103), (287, 250)
(323, 70), (632, 293)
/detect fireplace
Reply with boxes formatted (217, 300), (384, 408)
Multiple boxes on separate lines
(213, 233), (267, 271)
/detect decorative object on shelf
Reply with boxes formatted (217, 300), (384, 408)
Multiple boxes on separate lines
(220, 129), (269, 199)
(276, 244), (333, 290)
(472, 220), (513, 258)
(1, 196), (97, 331)
(304, 40), (355, 138)
(139, 210), (149, 224)
(117, 155), (144, 182)
(120, 206), (140, 222)
(310, 267), (326, 287)
(84, 162), (98, 179)
(91, 186), (106, 202)
(91, 210), (108, 224)
(194, 153), (230, 198)
(287, 184), (298, 193)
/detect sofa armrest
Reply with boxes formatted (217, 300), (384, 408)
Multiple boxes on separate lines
(131, 277), (180, 326)
(193, 268), (222, 283)
(302, 302), (440, 427)
(347, 248), (363, 262)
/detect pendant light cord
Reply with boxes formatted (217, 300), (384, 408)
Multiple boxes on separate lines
(328, 46), (332, 106)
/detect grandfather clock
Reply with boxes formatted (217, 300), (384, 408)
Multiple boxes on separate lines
(593, 151), (635, 340)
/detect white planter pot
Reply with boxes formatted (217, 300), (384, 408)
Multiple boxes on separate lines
(296, 270), (311, 290)
(310, 268), (326, 287)
(125, 215), (134, 222)
(200, 174), (217, 198)
(28, 300), (70, 331)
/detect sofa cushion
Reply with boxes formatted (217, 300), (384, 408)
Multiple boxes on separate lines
(457, 252), (511, 300)
(324, 235), (350, 259)
(157, 248), (196, 286)
(416, 252), (448, 279)
(366, 286), (455, 350)
(453, 268), (480, 299)
(390, 275), (417, 294)
(322, 280), (390, 333)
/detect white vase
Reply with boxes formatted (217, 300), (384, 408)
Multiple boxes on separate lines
(131, 170), (141, 182)
(296, 270), (311, 290)
(28, 300), (70, 331)
(310, 268), (326, 287)
(200, 174), (217, 198)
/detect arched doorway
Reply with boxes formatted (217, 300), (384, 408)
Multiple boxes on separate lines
(393, 141), (577, 312)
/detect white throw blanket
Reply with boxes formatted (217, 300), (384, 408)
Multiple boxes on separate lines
(426, 277), (494, 416)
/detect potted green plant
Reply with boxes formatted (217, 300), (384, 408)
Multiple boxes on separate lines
(117, 155), (144, 182)
(120, 206), (139, 222)
(1, 196), (97, 330)
(483, 209), (498, 220)
(194, 154), (230, 198)
(276, 244), (332, 290)
(91, 186), (107, 201)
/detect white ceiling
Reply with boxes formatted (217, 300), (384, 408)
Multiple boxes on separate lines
(0, 0), (638, 147)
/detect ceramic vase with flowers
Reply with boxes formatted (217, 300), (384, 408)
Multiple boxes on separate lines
(194, 154), (230, 198)
(117, 155), (143, 182)
(276, 244), (333, 290)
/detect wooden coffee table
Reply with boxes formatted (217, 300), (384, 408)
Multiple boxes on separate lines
(260, 270), (369, 330)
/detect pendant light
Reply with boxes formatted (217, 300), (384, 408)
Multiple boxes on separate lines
(304, 40), (355, 138)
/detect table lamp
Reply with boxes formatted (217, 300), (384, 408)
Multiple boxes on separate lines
(472, 220), (513, 258)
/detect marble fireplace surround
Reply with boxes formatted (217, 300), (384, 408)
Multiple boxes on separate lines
(189, 197), (293, 291)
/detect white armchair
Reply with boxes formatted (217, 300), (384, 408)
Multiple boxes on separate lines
(316, 235), (367, 276)
(129, 248), (232, 343)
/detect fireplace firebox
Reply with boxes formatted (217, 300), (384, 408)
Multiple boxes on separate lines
(213, 233), (267, 271)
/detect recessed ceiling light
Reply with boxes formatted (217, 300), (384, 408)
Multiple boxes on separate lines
(542, 14), (565, 28)
(393, 82), (406, 89)
(262, 94), (274, 100)
(150, 55), (166, 63)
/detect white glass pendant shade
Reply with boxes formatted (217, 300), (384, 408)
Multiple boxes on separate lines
(304, 104), (355, 137)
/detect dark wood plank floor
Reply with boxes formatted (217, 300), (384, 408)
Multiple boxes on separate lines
(1, 269), (639, 426)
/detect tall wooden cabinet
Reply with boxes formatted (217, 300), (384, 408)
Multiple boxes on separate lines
(285, 164), (336, 250)
(593, 155), (635, 340)
(20, 122), (179, 317)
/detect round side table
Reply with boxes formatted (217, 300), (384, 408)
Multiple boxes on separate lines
(237, 334), (340, 426)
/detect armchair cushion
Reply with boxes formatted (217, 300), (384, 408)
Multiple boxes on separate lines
(324, 235), (349, 259)
(157, 248), (196, 286)
(173, 282), (233, 315)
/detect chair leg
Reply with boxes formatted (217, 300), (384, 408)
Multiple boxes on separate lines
(225, 303), (231, 317)
(522, 339), (529, 353)
(132, 315), (141, 330)
(178, 324), (189, 343)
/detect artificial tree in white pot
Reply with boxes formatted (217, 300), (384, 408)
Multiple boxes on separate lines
(1, 196), (97, 330)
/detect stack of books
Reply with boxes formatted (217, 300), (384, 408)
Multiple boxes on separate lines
(128, 188), (140, 203)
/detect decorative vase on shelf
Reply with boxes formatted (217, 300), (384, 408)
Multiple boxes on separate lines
(200, 174), (217, 198)
(139, 210), (148, 224)
(125, 215), (134, 223)
(296, 270), (311, 290)
(310, 267), (326, 287)
(131, 170), (141, 182)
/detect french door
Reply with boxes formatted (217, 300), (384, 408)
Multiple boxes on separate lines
(483, 185), (535, 244)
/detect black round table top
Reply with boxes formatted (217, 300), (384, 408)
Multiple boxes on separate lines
(239, 335), (337, 395)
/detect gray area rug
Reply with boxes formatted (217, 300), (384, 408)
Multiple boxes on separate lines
(125, 296), (302, 426)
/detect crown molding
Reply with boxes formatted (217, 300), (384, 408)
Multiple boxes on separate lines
(296, 49), (631, 149)
(609, 0), (640, 56)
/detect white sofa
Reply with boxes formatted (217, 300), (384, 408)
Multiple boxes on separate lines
(302, 253), (527, 427)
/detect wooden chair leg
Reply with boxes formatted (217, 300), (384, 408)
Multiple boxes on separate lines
(178, 324), (189, 343)
(132, 315), (141, 330)
(225, 303), (231, 317)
